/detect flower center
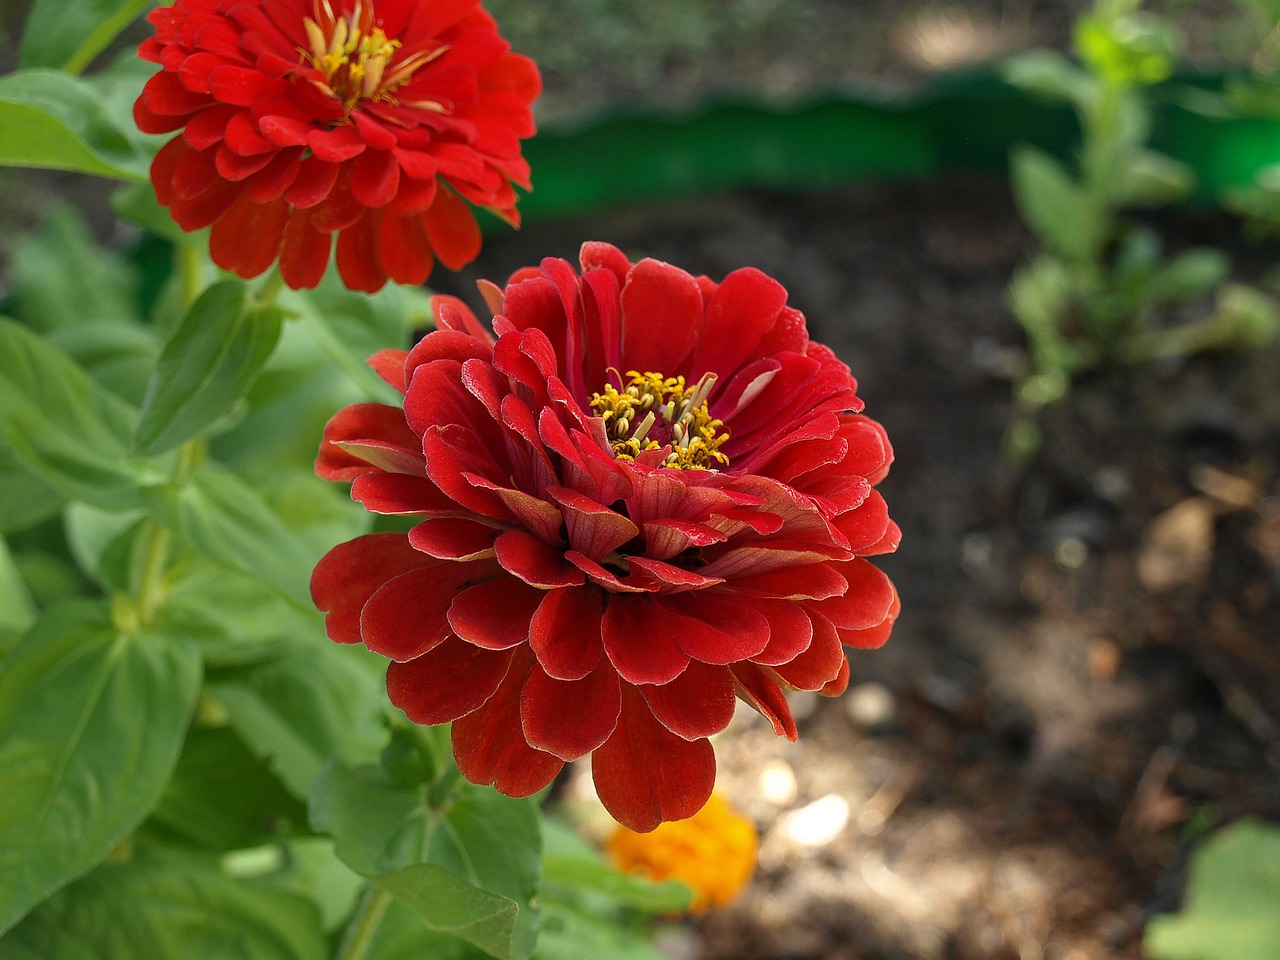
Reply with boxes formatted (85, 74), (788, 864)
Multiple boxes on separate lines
(301, 0), (446, 111)
(590, 370), (730, 471)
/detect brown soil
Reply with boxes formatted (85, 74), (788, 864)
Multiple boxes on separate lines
(444, 177), (1280, 960)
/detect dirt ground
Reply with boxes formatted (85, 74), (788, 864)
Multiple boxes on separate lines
(444, 176), (1280, 960)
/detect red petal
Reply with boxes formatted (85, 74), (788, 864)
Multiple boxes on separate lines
(546, 485), (638, 561)
(350, 148), (400, 208)
(528, 586), (604, 680)
(730, 662), (798, 741)
(592, 687), (716, 833)
(279, 208), (332, 289)
(408, 518), (497, 561)
(601, 595), (690, 685)
(424, 187), (481, 270)
(814, 560), (896, 631)
(386, 637), (514, 725)
(452, 650), (565, 797)
(377, 212), (434, 286)
(620, 258), (702, 375)
(639, 660), (736, 740)
(696, 267), (790, 377)
(336, 213), (388, 293)
(311, 533), (432, 644)
(663, 593), (771, 664)
(448, 577), (543, 650)
(520, 660), (621, 760)
(351, 473), (459, 516)
(769, 611), (845, 691)
(494, 530), (584, 588)
(208, 194), (287, 279)
(315, 402), (421, 481)
(361, 559), (498, 661)
(750, 599), (815, 666)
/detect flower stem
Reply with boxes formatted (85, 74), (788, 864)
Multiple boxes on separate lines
(134, 439), (202, 627)
(178, 243), (204, 309)
(335, 887), (393, 960)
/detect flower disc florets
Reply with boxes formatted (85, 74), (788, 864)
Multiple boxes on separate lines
(311, 242), (901, 831)
(135, 0), (540, 292)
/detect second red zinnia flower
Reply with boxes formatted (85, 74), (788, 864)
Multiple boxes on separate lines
(135, 0), (540, 292)
(311, 243), (901, 831)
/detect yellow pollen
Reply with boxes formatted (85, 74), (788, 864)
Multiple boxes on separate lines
(589, 370), (730, 471)
(299, 0), (445, 111)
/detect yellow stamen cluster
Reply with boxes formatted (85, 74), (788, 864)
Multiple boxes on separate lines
(589, 370), (730, 470)
(301, 0), (447, 111)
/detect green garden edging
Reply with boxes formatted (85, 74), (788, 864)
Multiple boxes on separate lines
(516, 72), (1280, 223)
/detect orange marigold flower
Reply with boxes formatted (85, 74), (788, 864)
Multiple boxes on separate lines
(607, 793), (759, 913)
(135, 0), (540, 292)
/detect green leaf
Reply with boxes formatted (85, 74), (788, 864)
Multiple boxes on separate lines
(534, 905), (672, 960)
(281, 276), (429, 403)
(147, 725), (308, 851)
(310, 764), (542, 958)
(1010, 146), (1102, 262)
(372, 865), (533, 960)
(155, 466), (319, 608)
(207, 642), (387, 800)
(1, 856), (327, 960)
(265, 838), (365, 932)
(19, 0), (151, 74)
(136, 281), (285, 455)
(541, 820), (692, 914)
(63, 503), (148, 592)
(50, 322), (160, 409)
(365, 900), (492, 960)
(1002, 50), (1093, 106)
(0, 70), (148, 179)
(0, 318), (152, 511)
(0, 447), (62, 536)
(8, 207), (141, 335)
(0, 537), (37, 633)
(1147, 249), (1230, 305)
(0, 601), (201, 934)
(1144, 819), (1280, 960)
(1114, 149), (1195, 207)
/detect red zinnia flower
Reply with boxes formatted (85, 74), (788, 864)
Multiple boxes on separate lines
(311, 243), (900, 831)
(135, 0), (540, 292)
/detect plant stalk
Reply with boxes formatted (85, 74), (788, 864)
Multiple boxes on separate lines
(335, 886), (393, 960)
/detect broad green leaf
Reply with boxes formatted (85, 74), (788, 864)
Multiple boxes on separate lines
(164, 566), (315, 667)
(541, 819), (692, 914)
(0, 318), (152, 511)
(63, 503), (147, 592)
(0, 537), (36, 633)
(266, 838), (365, 932)
(0, 601), (201, 934)
(135, 281), (284, 455)
(311, 762), (542, 958)
(251, 467), (371, 555)
(0, 447), (62, 535)
(366, 900), (492, 960)
(154, 466), (318, 608)
(533, 904), (672, 960)
(372, 865), (534, 960)
(207, 642), (387, 800)
(1145, 819), (1280, 960)
(282, 276), (430, 402)
(8, 207), (140, 335)
(50, 322), (160, 409)
(0, 70), (147, 179)
(1010, 146), (1101, 262)
(147, 726), (308, 851)
(1, 856), (326, 960)
(19, 0), (151, 74)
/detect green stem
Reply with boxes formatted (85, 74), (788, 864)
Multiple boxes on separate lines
(134, 439), (202, 627)
(335, 887), (393, 960)
(178, 243), (204, 310)
(253, 266), (286, 309)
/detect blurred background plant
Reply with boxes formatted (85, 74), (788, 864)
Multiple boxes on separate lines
(1003, 0), (1280, 461)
